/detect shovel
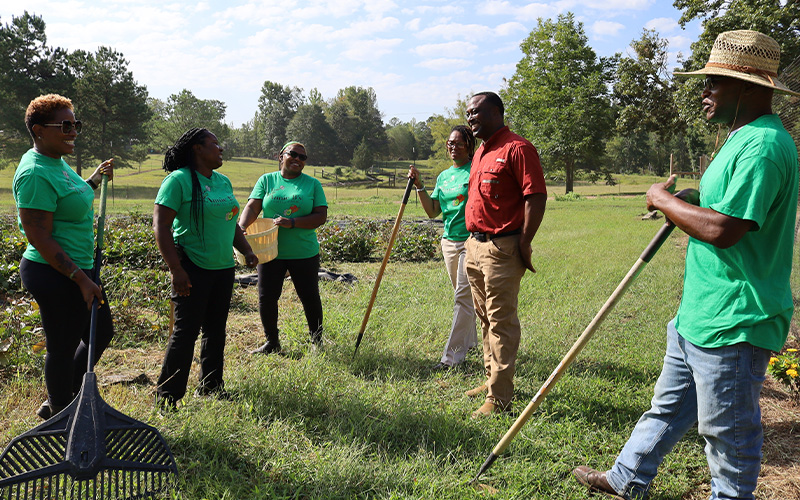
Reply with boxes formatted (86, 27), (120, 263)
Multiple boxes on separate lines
(353, 177), (416, 359)
(0, 175), (178, 499)
(470, 188), (700, 484)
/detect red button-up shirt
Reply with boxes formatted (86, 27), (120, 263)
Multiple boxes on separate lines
(465, 126), (546, 234)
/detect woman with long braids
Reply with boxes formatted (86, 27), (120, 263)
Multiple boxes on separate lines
(238, 141), (328, 355)
(153, 128), (257, 408)
(13, 94), (115, 419)
(408, 125), (478, 370)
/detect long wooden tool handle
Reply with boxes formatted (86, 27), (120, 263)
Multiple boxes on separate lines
(353, 177), (415, 358)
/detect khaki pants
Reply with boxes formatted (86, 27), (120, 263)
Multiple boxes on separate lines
(440, 239), (478, 365)
(464, 234), (526, 407)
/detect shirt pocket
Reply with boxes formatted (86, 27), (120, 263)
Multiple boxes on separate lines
(478, 170), (503, 199)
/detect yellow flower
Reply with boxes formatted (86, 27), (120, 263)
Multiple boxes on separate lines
(769, 357), (778, 366)
(787, 348), (798, 352)
(787, 369), (798, 378)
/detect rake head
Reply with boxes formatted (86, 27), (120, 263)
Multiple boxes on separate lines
(0, 373), (177, 499)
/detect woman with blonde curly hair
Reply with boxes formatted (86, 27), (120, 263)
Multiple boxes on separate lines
(13, 94), (115, 419)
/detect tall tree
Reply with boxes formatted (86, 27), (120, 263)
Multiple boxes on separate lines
(148, 90), (229, 156)
(411, 119), (434, 159)
(328, 86), (388, 162)
(504, 13), (615, 193)
(615, 29), (683, 143)
(351, 138), (374, 172)
(0, 12), (72, 166)
(386, 121), (416, 160)
(257, 81), (303, 159)
(69, 47), (151, 173)
(285, 103), (342, 166)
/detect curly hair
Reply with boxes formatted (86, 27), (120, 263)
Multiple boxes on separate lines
(25, 94), (74, 139)
(451, 125), (476, 159)
(163, 128), (212, 244)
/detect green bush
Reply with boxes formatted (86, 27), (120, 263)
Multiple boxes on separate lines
(390, 222), (439, 262)
(554, 192), (583, 201)
(104, 212), (164, 269)
(318, 219), (381, 262)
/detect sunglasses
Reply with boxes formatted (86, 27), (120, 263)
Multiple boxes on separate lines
(42, 120), (82, 134)
(446, 141), (467, 149)
(284, 150), (307, 161)
(704, 76), (723, 90)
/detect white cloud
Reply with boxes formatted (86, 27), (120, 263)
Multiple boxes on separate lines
(341, 37), (404, 61)
(416, 57), (473, 71)
(406, 18), (421, 31)
(414, 41), (477, 58)
(592, 20), (625, 37)
(645, 17), (679, 35)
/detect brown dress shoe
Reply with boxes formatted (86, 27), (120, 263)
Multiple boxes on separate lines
(572, 466), (624, 499)
(464, 383), (487, 397)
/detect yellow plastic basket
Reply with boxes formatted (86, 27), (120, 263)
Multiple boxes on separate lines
(236, 218), (278, 265)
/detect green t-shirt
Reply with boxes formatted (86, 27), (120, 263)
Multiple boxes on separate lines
(675, 114), (798, 352)
(13, 149), (95, 269)
(155, 168), (240, 270)
(431, 162), (471, 241)
(249, 171), (327, 259)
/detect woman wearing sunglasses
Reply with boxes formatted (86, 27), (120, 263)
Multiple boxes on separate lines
(407, 125), (478, 370)
(12, 94), (115, 419)
(239, 141), (328, 355)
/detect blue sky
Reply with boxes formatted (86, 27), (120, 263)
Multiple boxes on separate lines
(1, 0), (702, 127)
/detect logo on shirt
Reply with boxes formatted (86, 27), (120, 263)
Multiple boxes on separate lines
(495, 158), (506, 164)
(283, 205), (299, 217)
(226, 206), (239, 221)
(453, 194), (465, 207)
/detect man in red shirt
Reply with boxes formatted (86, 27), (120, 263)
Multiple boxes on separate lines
(463, 91), (547, 417)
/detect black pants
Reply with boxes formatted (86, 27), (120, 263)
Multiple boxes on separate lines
(157, 258), (234, 401)
(257, 255), (323, 343)
(20, 258), (115, 408)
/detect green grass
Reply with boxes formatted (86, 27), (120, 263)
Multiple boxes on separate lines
(0, 195), (747, 499)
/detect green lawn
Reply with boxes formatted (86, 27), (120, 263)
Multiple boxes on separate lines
(0, 155), (696, 217)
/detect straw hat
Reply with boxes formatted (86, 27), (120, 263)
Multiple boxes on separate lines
(675, 30), (799, 96)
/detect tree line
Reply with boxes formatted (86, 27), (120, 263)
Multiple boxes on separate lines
(2, 1), (798, 190)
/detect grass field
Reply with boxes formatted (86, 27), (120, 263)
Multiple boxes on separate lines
(0, 154), (700, 217)
(0, 158), (794, 499)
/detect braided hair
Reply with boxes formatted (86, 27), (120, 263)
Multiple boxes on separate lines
(451, 125), (476, 159)
(163, 127), (210, 243)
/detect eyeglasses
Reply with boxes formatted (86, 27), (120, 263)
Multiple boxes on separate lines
(704, 76), (722, 90)
(284, 150), (307, 161)
(42, 120), (82, 134)
(446, 141), (467, 149)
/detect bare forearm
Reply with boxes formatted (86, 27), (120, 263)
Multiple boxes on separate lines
(521, 193), (547, 246)
(648, 188), (752, 248)
(417, 189), (441, 219)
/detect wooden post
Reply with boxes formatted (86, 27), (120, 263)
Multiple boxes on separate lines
(669, 154), (674, 177)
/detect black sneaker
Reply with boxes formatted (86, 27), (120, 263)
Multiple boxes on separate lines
(194, 385), (232, 400)
(35, 401), (65, 420)
(155, 394), (178, 413)
(250, 341), (282, 355)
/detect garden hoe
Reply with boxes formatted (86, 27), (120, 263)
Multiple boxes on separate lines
(353, 176), (416, 359)
(0, 176), (178, 499)
(470, 187), (700, 485)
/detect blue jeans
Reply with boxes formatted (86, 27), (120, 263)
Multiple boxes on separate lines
(607, 320), (770, 500)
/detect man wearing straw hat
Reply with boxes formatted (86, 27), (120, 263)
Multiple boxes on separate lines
(573, 30), (799, 500)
